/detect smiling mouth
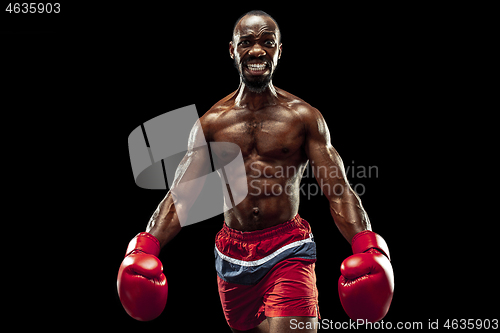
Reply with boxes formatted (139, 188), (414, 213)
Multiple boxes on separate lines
(244, 62), (270, 76)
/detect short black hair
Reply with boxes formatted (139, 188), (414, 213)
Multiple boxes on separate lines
(232, 10), (281, 42)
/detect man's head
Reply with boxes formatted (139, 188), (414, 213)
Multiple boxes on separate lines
(229, 10), (282, 93)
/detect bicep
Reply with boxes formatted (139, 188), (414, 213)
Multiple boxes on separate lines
(304, 109), (350, 197)
(169, 119), (212, 203)
(304, 108), (370, 241)
(146, 118), (212, 241)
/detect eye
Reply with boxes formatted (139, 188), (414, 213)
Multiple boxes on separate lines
(238, 40), (250, 47)
(265, 40), (276, 46)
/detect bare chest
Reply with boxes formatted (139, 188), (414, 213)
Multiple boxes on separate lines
(211, 107), (306, 159)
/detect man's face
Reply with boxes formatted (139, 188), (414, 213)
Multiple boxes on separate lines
(230, 15), (282, 93)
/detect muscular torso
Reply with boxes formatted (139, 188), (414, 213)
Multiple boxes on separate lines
(204, 88), (311, 231)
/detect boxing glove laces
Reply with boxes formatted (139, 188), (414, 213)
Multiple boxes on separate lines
(338, 230), (394, 322)
(117, 232), (168, 321)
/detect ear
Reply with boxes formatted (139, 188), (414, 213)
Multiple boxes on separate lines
(229, 41), (235, 59)
(278, 43), (283, 59)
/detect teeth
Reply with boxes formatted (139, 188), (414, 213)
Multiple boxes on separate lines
(247, 64), (266, 70)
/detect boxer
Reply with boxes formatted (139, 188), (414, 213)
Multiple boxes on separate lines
(118, 10), (394, 333)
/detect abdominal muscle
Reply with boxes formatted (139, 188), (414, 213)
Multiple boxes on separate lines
(223, 175), (302, 232)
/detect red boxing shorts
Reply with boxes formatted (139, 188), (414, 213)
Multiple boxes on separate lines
(215, 214), (319, 331)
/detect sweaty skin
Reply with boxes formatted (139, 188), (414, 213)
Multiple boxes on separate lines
(146, 14), (370, 246)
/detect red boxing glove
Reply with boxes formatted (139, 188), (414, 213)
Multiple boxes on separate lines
(117, 232), (168, 321)
(338, 230), (394, 323)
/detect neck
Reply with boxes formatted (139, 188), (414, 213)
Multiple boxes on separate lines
(235, 81), (278, 111)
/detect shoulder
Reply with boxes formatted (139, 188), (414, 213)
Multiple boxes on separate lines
(198, 90), (238, 141)
(275, 87), (326, 131)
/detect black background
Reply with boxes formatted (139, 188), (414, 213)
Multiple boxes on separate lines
(3, 3), (496, 331)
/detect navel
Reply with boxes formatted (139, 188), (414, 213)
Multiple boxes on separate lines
(253, 207), (260, 215)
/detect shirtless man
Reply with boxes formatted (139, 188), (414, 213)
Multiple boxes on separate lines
(117, 10), (394, 333)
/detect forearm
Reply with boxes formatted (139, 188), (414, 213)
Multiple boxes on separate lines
(329, 185), (371, 244)
(145, 191), (182, 249)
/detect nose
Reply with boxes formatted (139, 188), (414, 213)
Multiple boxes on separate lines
(248, 43), (266, 57)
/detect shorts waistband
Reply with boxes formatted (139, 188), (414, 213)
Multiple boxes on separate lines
(221, 214), (306, 242)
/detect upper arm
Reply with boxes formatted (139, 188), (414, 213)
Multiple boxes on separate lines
(303, 107), (370, 241)
(146, 111), (213, 239)
(168, 115), (213, 218)
(303, 107), (350, 198)
(170, 118), (211, 187)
